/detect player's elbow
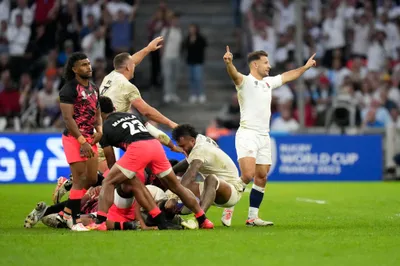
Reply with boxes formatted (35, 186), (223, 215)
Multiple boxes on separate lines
(131, 99), (151, 116)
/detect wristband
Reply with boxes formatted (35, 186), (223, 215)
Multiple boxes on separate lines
(77, 136), (87, 145)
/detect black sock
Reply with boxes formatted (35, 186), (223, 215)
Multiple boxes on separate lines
(114, 222), (121, 230)
(114, 221), (138, 230)
(95, 172), (105, 187)
(95, 214), (107, 224)
(65, 199), (82, 224)
(153, 212), (167, 225)
(44, 202), (67, 216)
(196, 214), (206, 225)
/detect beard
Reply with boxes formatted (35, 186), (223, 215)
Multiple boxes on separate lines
(78, 72), (92, 80)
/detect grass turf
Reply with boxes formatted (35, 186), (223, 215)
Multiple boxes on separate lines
(0, 182), (399, 266)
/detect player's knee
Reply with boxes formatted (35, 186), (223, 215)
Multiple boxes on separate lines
(241, 170), (255, 183)
(205, 174), (218, 189)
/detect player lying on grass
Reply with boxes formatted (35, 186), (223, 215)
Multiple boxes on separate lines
(87, 96), (213, 230)
(170, 124), (245, 227)
(24, 182), (185, 230)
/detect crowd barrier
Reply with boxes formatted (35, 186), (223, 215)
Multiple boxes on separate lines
(0, 133), (382, 183)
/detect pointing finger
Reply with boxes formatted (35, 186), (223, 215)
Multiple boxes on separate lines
(226, 46), (230, 53)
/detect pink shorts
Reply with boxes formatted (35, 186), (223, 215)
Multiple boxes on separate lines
(107, 202), (136, 222)
(117, 139), (172, 179)
(62, 135), (98, 164)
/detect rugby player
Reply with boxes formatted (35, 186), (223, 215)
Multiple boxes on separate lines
(223, 46), (316, 226)
(97, 36), (179, 172)
(87, 96), (213, 230)
(171, 124), (243, 227)
(58, 52), (102, 231)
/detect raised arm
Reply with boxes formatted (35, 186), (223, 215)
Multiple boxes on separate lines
(281, 53), (316, 85)
(131, 97), (177, 129)
(131, 36), (164, 66)
(223, 45), (243, 86)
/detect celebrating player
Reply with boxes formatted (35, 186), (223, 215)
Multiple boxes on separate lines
(87, 96), (213, 230)
(96, 36), (179, 172)
(171, 124), (243, 227)
(223, 46), (316, 226)
(58, 52), (102, 231)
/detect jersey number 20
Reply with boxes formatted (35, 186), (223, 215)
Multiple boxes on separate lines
(122, 120), (148, 135)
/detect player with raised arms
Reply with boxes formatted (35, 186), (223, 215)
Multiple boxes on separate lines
(222, 46), (316, 226)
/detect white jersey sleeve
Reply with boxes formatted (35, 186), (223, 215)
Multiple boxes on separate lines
(264, 74), (283, 90)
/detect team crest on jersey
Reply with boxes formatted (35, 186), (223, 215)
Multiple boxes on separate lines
(254, 81), (258, 86)
(266, 82), (270, 88)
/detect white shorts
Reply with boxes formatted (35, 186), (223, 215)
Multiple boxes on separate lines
(235, 128), (272, 165)
(198, 181), (242, 208)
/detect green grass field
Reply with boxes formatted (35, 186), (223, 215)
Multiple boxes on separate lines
(1, 182), (400, 266)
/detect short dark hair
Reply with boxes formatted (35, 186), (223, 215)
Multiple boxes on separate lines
(99, 96), (114, 114)
(171, 124), (198, 141)
(247, 50), (268, 64)
(113, 52), (130, 70)
(63, 52), (88, 81)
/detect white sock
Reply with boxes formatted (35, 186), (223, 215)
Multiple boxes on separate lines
(248, 184), (265, 219)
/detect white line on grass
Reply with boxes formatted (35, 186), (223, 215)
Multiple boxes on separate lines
(296, 197), (327, 204)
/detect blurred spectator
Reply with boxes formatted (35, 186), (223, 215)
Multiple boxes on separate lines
(0, 0), (10, 23)
(57, 40), (74, 66)
(322, 8), (345, 67)
(37, 77), (60, 127)
(293, 89), (316, 127)
(271, 103), (299, 132)
(183, 23), (207, 104)
(148, 5), (169, 89)
(7, 13), (30, 56)
(252, 26), (275, 67)
(10, 0), (33, 27)
(34, 0), (59, 25)
(82, 26), (106, 62)
(161, 13), (182, 103)
(367, 26), (388, 72)
(355, 79), (374, 109)
(325, 57), (350, 94)
(350, 13), (372, 59)
(0, 70), (20, 130)
(378, 87), (397, 112)
(18, 72), (34, 113)
(361, 99), (392, 128)
(0, 20), (8, 53)
(110, 9), (134, 54)
(312, 75), (334, 126)
(57, 0), (82, 51)
(80, 13), (97, 39)
(378, 12), (400, 60)
(216, 93), (240, 130)
(274, 0), (295, 34)
(107, 0), (137, 21)
(81, 0), (101, 27)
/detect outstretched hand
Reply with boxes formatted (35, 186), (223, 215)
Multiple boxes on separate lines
(223, 46), (233, 64)
(304, 53), (317, 70)
(147, 36), (164, 51)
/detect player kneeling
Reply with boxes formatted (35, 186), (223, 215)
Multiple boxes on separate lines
(171, 124), (245, 227)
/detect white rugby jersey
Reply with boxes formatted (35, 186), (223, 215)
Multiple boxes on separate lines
(235, 74), (282, 134)
(99, 71), (141, 113)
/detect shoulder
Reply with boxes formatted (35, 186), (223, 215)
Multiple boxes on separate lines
(59, 80), (78, 99)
